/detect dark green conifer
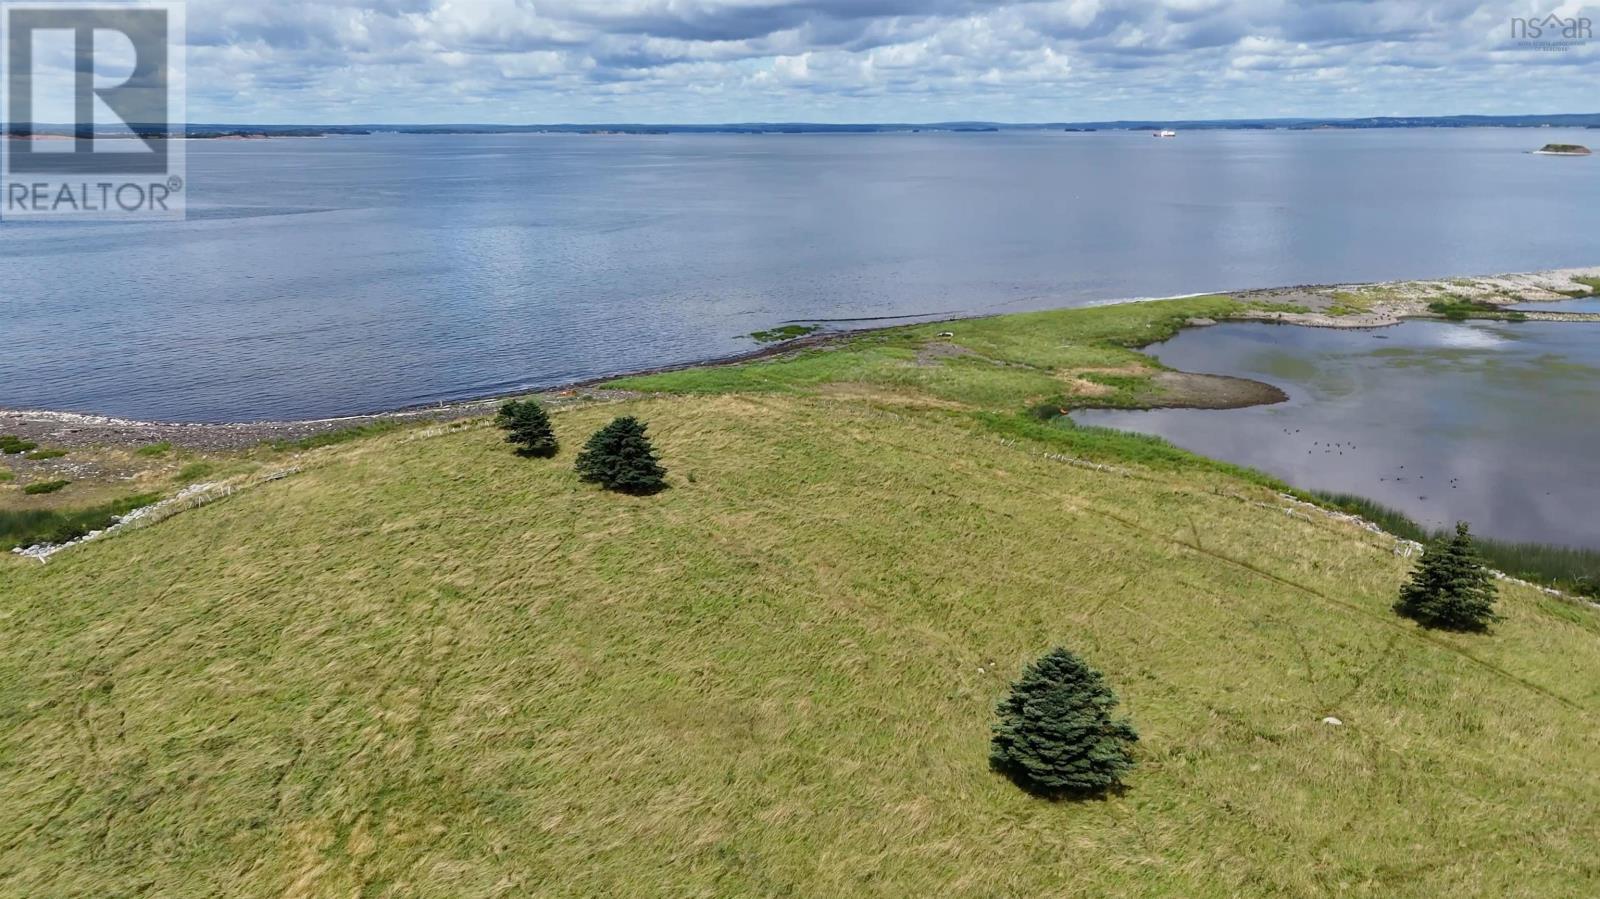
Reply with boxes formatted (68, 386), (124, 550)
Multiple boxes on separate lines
(574, 416), (667, 495)
(1395, 522), (1499, 632)
(496, 399), (558, 458)
(990, 648), (1137, 798)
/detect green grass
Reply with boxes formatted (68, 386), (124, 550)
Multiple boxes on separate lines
(748, 324), (821, 343)
(615, 295), (1246, 411)
(135, 441), (173, 457)
(983, 411), (1288, 490)
(21, 480), (70, 496)
(1568, 276), (1600, 296)
(0, 492), (160, 548)
(3, 296), (1600, 896)
(0, 436), (38, 455)
(23, 448), (67, 461)
(1427, 296), (1528, 322)
(2, 395), (1599, 896)
(269, 420), (402, 452)
(1248, 301), (1312, 314)
(0, 468), (11, 483)
(1326, 291), (1376, 316)
(1312, 491), (1600, 592)
(174, 461), (217, 483)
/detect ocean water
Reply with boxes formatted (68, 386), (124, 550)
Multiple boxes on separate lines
(1076, 320), (1600, 548)
(3, 128), (1599, 422)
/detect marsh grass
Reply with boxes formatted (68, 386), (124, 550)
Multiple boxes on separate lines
(1312, 491), (1600, 591)
(615, 295), (1245, 411)
(1427, 295), (1528, 322)
(993, 411), (1288, 489)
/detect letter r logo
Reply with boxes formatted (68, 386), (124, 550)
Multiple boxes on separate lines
(5, 4), (170, 173)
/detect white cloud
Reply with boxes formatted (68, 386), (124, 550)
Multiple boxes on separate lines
(177, 0), (1600, 122)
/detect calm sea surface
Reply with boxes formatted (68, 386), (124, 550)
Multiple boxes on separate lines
(4, 128), (1599, 422)
(1076, 320), (1600, 548)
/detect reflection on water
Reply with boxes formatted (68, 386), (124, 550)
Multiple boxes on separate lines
(5, 128), (1600, 421)
(1075, 321), (1600, 548)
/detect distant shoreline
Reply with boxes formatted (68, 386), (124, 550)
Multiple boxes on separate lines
(4, 113), (1600, 140)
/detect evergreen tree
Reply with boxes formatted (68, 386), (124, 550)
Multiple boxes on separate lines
(574, 416), (668, 495)
(1395, 522), (1499, 631)
(496, 399), (559, 458)
(990, 648), (1138, 798)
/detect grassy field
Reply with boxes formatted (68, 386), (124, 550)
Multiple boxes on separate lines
(3, 299), (1600, 897)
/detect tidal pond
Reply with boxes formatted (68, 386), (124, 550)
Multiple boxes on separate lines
(1076, 320), (1600, 548)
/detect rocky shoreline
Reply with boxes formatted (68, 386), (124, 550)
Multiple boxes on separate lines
(1226, 266), (1600, 328)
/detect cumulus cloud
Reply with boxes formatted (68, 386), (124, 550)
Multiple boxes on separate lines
(174, 0), (1600, 122)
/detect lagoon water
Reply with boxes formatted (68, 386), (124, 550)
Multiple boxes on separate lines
(1076, 320), (1600, 548)
(4, 128), (1600, 422)
(1516, 297), (1600, 312)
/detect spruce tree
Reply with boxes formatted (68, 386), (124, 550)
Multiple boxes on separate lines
(1395, 522), (1499, 632)
(574, 416), (667, 495)
(496, 399), (558, 458)
(990, 648), (1138, 798)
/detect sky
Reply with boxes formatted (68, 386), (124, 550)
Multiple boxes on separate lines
(139, 0), (1600, 122)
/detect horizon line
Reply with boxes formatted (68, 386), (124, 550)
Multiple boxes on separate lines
(5, 112), (1600, 130)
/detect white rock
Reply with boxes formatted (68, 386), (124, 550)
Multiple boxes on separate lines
(1322, 717), (1344, 727)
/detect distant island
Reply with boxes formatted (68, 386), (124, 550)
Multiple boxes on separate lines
(4, 113), (1600, 139)
(1535, 143), (1592, 155)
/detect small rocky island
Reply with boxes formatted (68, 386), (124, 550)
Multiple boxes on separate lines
(1534, 143), (1591, 156)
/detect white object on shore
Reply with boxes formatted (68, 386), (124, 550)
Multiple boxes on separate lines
(1154, 130), (1177, 138)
